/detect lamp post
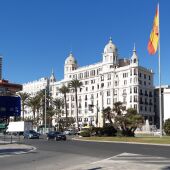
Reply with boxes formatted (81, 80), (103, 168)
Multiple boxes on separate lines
(44, 88), (47, 133)
(88, 103), (99, 127)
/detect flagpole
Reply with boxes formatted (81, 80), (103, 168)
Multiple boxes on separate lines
(158, 3), (162, 137)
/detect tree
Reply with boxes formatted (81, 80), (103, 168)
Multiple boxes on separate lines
(114, 107), (144, 136)
(18, 92), (30, 120)
(113, 101), (126, 115)
(46, 105), (55, 127)
(103, 107), (113, 126)
(27, 95), (40, 124)
(53, 98), (64, 130)
(164, 118), (170, 136)
(69, 79), (83, 130)
(36, 89), (53, 125)
(59, 85), (69, 128)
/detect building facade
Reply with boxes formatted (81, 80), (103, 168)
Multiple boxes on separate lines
(154, 85), (170, 128)
(21, 38), (155, 127)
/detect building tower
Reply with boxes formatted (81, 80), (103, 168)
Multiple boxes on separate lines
(103, 37), (118, 66)
(64, 52), (78, 79)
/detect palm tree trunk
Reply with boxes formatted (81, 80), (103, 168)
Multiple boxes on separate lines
(75, 89), (79, 130)
(22, 104), (25, 121)
(64, 94), (68, 129)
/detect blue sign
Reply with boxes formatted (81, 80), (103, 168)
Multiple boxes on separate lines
(0, 96), (21, 117)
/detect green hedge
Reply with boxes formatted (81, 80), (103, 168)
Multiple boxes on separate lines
(164, 119), (170, 135)
(80, 130), (91, 137)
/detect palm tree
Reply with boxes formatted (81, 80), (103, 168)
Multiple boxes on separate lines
(59, 85), (69, 128)
(113, 102), (126, 115)
(36, 89), (52, 125)
(103, 107), (113, 126)
(69, 79), (83, 130)
(18, 92), (30, 120)
(27, 95), (40, 123)
(53, 98), (64, 130)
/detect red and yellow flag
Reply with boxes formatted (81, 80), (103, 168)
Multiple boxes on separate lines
(148, 5), (159, 55)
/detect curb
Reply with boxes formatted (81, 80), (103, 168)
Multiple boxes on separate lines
(72, 138), (170, 147)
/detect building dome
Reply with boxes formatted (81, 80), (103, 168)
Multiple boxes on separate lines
(65, 52), (77, 65)
(104, 38), (117, 53)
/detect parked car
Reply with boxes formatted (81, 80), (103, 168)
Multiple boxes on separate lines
(46, 131), (66, 141)
(63, 129), (77, 135)
(23, 130), (40, 139)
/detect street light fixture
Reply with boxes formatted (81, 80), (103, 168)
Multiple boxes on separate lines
(44, 88), (47, 134)
(88, 103), (99, 127)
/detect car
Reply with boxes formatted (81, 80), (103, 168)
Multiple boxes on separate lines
(23, 130), (40, 139)
(63, 129), (77, 135)
(46, 131), (66, 141)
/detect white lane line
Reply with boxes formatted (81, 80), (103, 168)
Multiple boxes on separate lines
(90, 152), (128, 165)
(90, 152), (170, 165)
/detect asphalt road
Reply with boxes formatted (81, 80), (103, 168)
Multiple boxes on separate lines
(0, 136), (170, 170)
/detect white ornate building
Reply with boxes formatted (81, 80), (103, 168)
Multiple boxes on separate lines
(21, 38), (155, 127)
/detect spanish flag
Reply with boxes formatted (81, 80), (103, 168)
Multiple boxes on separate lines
(148, 4), (159, 55)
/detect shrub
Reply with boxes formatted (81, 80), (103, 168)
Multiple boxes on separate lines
(102, 126), (117, 136)
(80, 130), (91, 137)
(164, 119), (170, 135)
(91, 126), (117, 137)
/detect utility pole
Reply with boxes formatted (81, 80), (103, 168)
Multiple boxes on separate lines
(44, 88), (47, 133)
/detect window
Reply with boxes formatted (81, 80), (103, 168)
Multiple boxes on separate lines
(123, 89), (126, 95)
(107, 98), (111, 104)
(108, 74), (111, 80)
(144, 74), (146, 79)
(149, 75), (151, 80)
(85, 81), (89, 85)
(101, 75), (104, 81)
(92, 86), (94, 90)
(123, 97), (126, 103)
(71, 96), (74, 101)
(107, 90), (110, 96)
(130, 96), (132, 103)
(91, 79), (95, 84)
(124, 80), (127, 85)
(91, 94), (94, 99)
(134, 95), (138, 102)
(107, 82), (111, 87)
(134, 68), (137, 75)
(85, 95), (87, 100)
(134, 104), (137, 110)
(134, 87), (137, 93)
(139, 73), (142, 77)
(114, 90), (117, 95)
(140, 106), (143, 111)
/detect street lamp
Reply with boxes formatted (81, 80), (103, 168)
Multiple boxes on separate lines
(88, 103), (99, 127)
(44, 88), (47, 133)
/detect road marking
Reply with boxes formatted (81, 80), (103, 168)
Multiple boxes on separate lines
(0, 146), (36, 158)
(90, 152), (170, 165)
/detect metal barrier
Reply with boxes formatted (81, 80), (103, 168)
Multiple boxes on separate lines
(0, 133), (23, 144)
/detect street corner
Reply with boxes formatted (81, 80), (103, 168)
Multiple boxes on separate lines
(0, 143), (36, 157)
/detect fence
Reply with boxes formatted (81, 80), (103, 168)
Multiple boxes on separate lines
(0, 133), (24, 144)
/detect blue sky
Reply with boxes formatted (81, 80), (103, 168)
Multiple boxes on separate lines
(0, 0), (169, 86)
